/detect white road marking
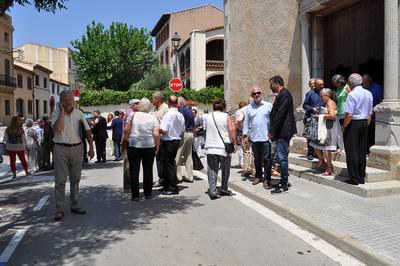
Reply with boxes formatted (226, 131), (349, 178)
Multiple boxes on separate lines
(194, 170), (364, 266)
(33, 195), (50, 211)
(0, 227), (29, 265)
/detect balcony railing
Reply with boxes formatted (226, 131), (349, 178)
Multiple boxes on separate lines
(206, 60), (224, 71)
(180, 69), (191, 80)
(0, 74), (16, 88)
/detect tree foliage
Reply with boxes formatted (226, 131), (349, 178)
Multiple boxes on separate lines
(71, 21), (156, 91)
(134, 65), (172, 90)
(0, 0), (68, 15)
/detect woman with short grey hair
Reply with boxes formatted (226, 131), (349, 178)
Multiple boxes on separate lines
(122, 97), (160, 201)
(25, 119), (40, 172)
(310, 88), (341, 176)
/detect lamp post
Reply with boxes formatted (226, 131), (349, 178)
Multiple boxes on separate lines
(171, 32), (181, 77)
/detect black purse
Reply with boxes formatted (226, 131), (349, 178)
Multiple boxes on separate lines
(212, 113), (235, 154)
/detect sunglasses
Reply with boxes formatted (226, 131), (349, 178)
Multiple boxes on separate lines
(252, 92), (262, 96)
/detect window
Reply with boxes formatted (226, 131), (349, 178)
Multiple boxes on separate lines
(5, 100), (11, 115)
(35, 75), (39, 86)
(27, 77), (32, 90)
(28, 100), (33, 114)
(165, 47), (169, 65)
(4, 32), (9, 42)
(68, 57), (72, 69)
(17, 74), (23, 88)
(57, 85), (60, 94)
(43, 77), (47, 88)
(52, 83), (55, 94)
(160, 54), (164, 66)
(43, 101), (48, 114)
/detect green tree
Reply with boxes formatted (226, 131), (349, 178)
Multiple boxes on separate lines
(0, 0), (68, 15)
(71, 21), (156, 91)
(135, 65), (172, 90)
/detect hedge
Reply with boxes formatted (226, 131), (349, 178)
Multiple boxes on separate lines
(79, 86), (224, 106)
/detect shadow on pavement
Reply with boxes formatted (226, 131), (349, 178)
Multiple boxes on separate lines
(7, 184), (203, 266)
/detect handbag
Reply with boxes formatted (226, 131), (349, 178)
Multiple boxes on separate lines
(192, 146), (204, 170)
(121, 112), (135, 150)
(0, 141), (6, 156)
(212, 113), (235, 154)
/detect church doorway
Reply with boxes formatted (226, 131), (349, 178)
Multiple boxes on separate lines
(324, 0), (384, 87)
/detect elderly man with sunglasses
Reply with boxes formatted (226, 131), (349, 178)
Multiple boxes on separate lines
(242, 86), (273, 188)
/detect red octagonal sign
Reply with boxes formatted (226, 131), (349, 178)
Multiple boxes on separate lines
(169, 78), (183, 92)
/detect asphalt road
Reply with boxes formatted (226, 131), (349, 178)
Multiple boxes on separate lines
(0, 160), (353, 266)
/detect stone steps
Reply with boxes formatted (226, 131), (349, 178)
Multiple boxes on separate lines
(289, 153), (391, 182)
(288, 164), (400, 197)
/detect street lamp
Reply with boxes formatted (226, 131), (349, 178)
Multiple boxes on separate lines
(171, 32), (181, 77)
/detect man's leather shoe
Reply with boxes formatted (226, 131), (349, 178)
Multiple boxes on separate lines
(70, 208), (87, 215)
(54, 211), (64, 221)
(263, 180), (272, 189)
(95, 160), (101, 164)
(158, 187), (168, 192)
(163, 189), (179, 195)
(252, 178), (261, 185)
(345, 179), (359, 185)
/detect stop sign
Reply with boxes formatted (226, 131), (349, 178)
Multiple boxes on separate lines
(169, 78), (183, 92)
(73, 88), (81, 97)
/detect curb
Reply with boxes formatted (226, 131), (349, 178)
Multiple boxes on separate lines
(228, 180), (399, 266)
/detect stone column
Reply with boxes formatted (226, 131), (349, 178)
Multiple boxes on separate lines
(301, 12), (311, 100)
(369, 0), (400, 180)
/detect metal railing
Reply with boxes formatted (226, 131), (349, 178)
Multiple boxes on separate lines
(0, 74), (16, 87)
(206, 60), (224, 71)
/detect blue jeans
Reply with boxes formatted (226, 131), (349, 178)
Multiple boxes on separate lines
(251, 141), (271, 182)
(114, 140), (122, 160)
(276, 137), (291, 187)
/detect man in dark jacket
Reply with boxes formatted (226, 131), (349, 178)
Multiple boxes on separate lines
(107, 111), (123, 161)
(92, 110), (108, 163)
(42, 116), (54, 170)
(268, 76), (297, 194)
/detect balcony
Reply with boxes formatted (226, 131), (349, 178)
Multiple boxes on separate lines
(206, 60), (224, 71)
(180, 69), (191, 80)
(0, 74), (16, 88)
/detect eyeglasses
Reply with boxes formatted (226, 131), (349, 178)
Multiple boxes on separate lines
(251, 92), (262, 96)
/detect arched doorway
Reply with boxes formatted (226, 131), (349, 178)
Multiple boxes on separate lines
(16, 98), (24, 116)
(206, 39), (224, 61)
(206, 75), (224, 87)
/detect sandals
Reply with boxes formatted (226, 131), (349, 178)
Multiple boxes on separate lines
(219, 189), (233, 196)
(322, 167), (335, 176)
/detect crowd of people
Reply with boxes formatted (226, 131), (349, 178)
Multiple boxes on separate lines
(0, 72), (380, 221)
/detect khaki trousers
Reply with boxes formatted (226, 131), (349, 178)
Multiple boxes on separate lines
(53, 143), (83, 212)
(176, 132), (194, 182)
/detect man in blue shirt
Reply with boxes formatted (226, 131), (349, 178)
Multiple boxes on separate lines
(243, 86), (273, 188)
(107, 111), (123, 161)
(362, 74), (383, 154)
(176, 97), (195, 183)
(302, 78), (324, 160)
(343, 73), (373, 185)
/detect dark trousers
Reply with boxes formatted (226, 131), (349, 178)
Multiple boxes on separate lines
(251, 141), (271, 182)
(95, 140), (106, 162)
(156, 140), (164, 185)
(367, 115), (376, 154)
(307, 139), (314, 157)
(344, 120), (368, 183)
(160, 140), (180, 191)
(127, 146), (155, 198)
(42, 143), (53, 169)
(82, 137), (88, 162)
(276, 137), (291, 187)
(113, 139), (122, 160)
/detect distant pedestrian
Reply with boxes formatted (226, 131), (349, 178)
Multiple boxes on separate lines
(176, 97), (195, 183)
(3, 115), (30, 179)
(52, 90), (94, 221)
(92, 110), (108, 163)
(42, 116), (54, 170)
(122, 98), (160, 201)
(106, 113), (115, 156)
(343, 73), (373, 185)
(193, 109), (204, 157)
(269, 76), (297, 194)
(234, 101), (247, 168)
(159, 95), (185, 195)
(205, 99), (236, 199)
(25, 119), (40, 172)
(152, 91), (169, 188)
(107, 111), (123, 161)
(243, 86), (273, 188)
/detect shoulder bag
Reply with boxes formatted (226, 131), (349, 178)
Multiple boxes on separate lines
(212, 113), (235, 154)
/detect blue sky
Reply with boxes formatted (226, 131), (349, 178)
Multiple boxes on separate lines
(10, 0), (223, 48)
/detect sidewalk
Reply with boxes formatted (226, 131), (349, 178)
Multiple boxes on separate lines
(202, 155), (400, 265)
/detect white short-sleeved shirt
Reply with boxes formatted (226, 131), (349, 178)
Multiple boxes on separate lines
(126, 112), (159, 148)
(160, 108), (185, 141)
(153, 102), (169, 123)
(51, 109), (90, 144)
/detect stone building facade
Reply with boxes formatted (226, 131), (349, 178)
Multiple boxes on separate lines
(224, 0), (400, 179)
(13, 64), (34, 120)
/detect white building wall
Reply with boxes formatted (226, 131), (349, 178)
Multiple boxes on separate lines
(190, 31), (206, 90)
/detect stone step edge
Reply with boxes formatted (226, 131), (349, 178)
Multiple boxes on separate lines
(228, 180), (399, 266)
(289, 164), (400, 198)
